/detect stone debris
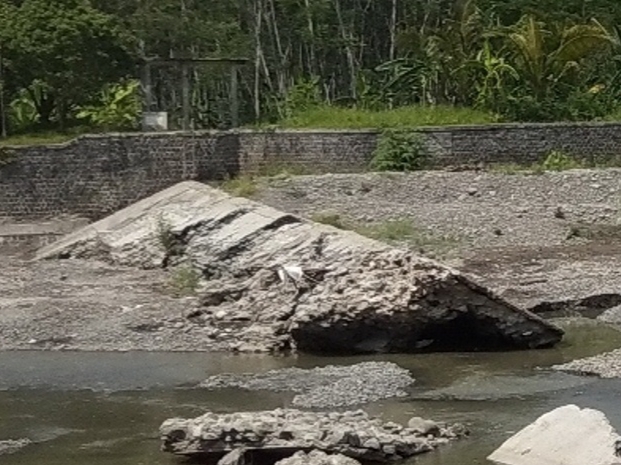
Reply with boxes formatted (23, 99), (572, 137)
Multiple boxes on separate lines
(37, 181), (563, 354)
(199, 362), (414, 408)
(160, 408), (468, 462)
(553, 348), (621, 379)
(488, 404), (621, 465)
(276, 451), (361, 465)
(0, 438), (32, 456)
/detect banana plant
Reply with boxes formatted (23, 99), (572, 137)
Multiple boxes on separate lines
(77, 80), (141, 131)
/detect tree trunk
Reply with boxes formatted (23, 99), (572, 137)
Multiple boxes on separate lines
(303, 0), (317, 76)
(334, 0), (357, 100)
(253, 0), (264, 119)
(0, 45), (6, 138)
(389, 0), (397, 60)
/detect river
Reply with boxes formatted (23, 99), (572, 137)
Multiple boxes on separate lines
(1, 319), (621, 465)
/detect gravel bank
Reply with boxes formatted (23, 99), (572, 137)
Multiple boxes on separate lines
(199, 361), (414, 408)
(553, 349), (621, 378)
(258, 169), (621, 252)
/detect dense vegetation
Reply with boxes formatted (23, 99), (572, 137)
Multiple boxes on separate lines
(2, 0), (621, 136)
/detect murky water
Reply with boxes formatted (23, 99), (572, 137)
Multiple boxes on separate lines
(2, 319), (621, 465)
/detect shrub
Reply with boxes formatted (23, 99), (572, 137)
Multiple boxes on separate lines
(168, 266), (201, 297)
(370, 130), (428, 171)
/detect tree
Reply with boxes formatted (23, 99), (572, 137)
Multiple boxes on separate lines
(3, 0), (134, 127)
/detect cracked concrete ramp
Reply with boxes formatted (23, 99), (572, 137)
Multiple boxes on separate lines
(36, 181), (563, 354)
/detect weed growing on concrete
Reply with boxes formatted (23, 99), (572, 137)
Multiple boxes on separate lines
(167, 266), (201, 297)
(370, 130), (428, 172)
(156, 215), (177, 255)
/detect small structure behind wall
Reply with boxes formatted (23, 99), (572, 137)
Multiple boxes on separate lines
(140, 57), (249, 131)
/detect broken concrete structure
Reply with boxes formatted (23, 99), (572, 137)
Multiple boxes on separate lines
(159, 408), (467, 462)
(488, 405), (621, 465)
(37, 181), (563, 354)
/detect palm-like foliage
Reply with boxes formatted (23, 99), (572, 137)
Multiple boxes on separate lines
(506, 16), (614, 97)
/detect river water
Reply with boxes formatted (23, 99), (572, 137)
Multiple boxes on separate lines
(2, 319), (621, 465)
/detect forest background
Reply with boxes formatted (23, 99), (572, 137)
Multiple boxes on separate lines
(2, 0), (621, 139)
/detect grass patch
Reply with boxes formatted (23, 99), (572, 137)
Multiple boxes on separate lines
(354, 219), (459, 256)
(221, 175), (260, 198)
(489, 150), (621, 175)
(167, 266), (201, 297)
(310, 211), (348, 229)
(221, 162), (321, 197)
(0, 128), (92, 147)
(273, 105), (496, 129)
(309, 213), (459, 257)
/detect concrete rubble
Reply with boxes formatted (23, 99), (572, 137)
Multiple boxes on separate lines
(159, 408), (468, 462)
(488, 404), (621, 465)
(37, 181), (563, 354)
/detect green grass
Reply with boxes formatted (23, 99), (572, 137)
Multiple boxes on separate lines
(354, 219), (460, 256)
(308, 214), (459, 255)
(0, 128), (92, 147)
(221, 175), (260, 198)
(221, 162), (323, 198)
(311, 211), (348, 229)
(273, 105), (496, 129)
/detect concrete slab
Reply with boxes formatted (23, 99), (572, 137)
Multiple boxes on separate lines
(488, 405), (621, 465)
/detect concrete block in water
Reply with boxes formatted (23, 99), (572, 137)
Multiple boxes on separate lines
(488, 404), (621, 465)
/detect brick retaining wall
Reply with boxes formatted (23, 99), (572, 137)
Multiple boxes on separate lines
(1, 122), (621, 220)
